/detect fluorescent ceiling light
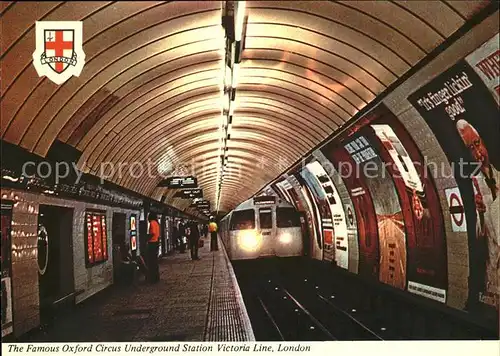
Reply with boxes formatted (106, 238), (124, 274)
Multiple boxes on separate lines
(232, 63), (240, 88)
(224, 64), (232, 88)
(223, 92), (230, 112)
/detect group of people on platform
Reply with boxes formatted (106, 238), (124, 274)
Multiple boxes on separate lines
(143, 214), (219, 284)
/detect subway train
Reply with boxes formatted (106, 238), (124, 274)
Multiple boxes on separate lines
(220, 196), (303, 260)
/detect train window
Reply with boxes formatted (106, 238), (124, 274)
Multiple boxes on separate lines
(230, 209), (255, 230)
(277, 207), (301, 228)
(259, 208), (273, 229)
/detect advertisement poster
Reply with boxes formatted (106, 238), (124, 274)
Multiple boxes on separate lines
(130, 215), (137, 251)
(305, 161), (349, 270)
(345, 135), (408, 290)
(325, 142), (379, 280)
(289, 173), (323, 260)
(314, 149), (360, 274)
(85, 211), (108, 266)
(465, 33), (499, 105)
(271, 180), (289, 202)
(408, 55), (500, 310)
(370, 117), (447, 302)
(301, 163), (335, 263)
(275, 179), (295, 206)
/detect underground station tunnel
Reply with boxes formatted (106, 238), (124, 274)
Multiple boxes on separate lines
(0, 0), (499, 348)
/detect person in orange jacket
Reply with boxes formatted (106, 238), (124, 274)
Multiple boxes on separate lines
(147, 213), (161, 283)
(208, 217), (218, 251)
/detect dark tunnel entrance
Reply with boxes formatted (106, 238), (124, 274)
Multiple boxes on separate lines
(37, 205), (74, 325)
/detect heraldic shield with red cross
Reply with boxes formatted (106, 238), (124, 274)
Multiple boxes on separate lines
(43, 29), (76, 74)
(33, 21), (85, 85)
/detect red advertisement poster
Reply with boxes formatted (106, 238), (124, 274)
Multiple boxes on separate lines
(93, 214), (103, 261)
(130, 215), (137, 251)
(368, 108), (448, 303)
(344, 135), (408, 290)
(85, 211), (108, 266)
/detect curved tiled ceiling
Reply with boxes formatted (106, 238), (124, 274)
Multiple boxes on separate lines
(0, 0), (491, 215)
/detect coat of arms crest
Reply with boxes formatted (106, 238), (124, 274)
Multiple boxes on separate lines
(32, 21), (85, 85)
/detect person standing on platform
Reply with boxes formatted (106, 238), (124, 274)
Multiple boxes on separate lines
(208, 217), (218, 251)
(188, 220), (201, 260)
(178, 220), (187, 253)
(172, 224), (179, 252)
(147, 213), (161, 283)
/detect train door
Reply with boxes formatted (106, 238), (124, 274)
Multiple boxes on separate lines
(37, 205), (74, 324)
(111, 212), (126, 281)
(1, 202), (14, 337)
(258, 207), (274, 256)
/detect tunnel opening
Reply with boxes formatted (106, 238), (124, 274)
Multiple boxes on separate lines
(111, 212), (127, 282)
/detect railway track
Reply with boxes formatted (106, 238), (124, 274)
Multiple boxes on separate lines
(235, 259), (383, 341)
(233, 258), (498, 341)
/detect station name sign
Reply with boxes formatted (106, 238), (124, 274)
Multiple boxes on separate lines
(158, 176), (198, 189)
(174, 188), (203, 199)
(190, 199), (211, 209)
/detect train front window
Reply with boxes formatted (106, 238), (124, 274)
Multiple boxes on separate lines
(277, 207), (301, 228)
(230, 210), (255, 230)
(259, 208), (273, 229)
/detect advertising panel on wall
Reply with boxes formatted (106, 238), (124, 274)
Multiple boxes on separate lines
(130, 215), (137, 254)
(1, 202), (13, 337)
(368, 111), (448, 303)
(408, 43), (500, 311)
(324, 141), (379, 280)
(345, 135), (408, 290)
(305, 161), (349, 269)
(301, 164), (335, 263)
(84, 210), (108, 267)
(465, 33), (499, 105)
(275, 178), (295, 206)
(313, 149), (360, 274)
(287, 173), (323, 260)
(271, 180), (288, 202)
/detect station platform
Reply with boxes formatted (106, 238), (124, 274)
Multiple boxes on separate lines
(21, 236), (255, 342)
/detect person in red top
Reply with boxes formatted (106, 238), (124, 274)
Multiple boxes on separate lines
(147, 213), (161, 283)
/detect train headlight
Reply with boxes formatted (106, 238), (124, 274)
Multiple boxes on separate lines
(279, 233), (292, 244)
(238, 230), (261, 252)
